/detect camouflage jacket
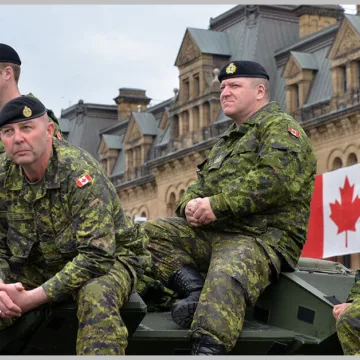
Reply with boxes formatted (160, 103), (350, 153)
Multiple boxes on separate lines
(347, 269), (360, 302)
(177, 102), (317, 271)
(0, 138), (151, 301)
(0, 92), (63, 153)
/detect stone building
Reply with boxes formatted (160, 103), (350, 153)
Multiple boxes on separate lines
(59, 5), (360, 269)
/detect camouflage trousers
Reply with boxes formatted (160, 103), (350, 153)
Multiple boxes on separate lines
(0, 259), (132, 355)
(336, 298), (360, 355)
(143, 217), (281, 352)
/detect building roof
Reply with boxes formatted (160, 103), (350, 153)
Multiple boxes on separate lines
(102, 134), (123, 150)
(291, 51), (319, 70)
(110, 148), (125, 177)
(346, 13), (360, 34)
(187, 28), (231, 56)
(132, 112), (158, 136)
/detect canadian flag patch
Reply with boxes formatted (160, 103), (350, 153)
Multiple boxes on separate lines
(76, 174), (92, 187)
(288, 127), (300, 138)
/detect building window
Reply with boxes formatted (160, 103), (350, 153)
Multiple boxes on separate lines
(182, 79), (189, 101)
(347, 153), (358, 166)
(332, 157), (343, 171)
(193, 74), (200, 97)
(343, 66), (347, 94)
(295, 85), (300, 109)
(167, 192), (176, 217)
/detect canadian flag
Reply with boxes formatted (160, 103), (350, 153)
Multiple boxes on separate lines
(302, 164), (360, 259)
(76, 174), (92, 188)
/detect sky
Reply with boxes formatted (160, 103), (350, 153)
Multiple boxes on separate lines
(0, 4), (356, 118)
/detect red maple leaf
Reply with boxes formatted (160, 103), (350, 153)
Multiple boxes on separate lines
(329, 176), (360, 247)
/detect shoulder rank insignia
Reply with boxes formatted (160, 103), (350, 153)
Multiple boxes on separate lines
(23, 106), (32, 118)
(288, 127), (300, 138)
(76, 173), (92, 187)
(226, 63), (237, 75)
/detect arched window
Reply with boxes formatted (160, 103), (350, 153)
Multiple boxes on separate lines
(347, 153), (358, 167)
(167, 192), (176, 217)
(332, 157), (343, 171)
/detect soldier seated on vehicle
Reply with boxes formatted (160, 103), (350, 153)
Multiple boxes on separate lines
(334, 269), (360, 355)
(142, 60), (317, 355)
(0, 96), (151, 355)
(0, 43), (63, 150)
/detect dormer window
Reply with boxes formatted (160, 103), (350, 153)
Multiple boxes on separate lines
(283, 51), (319, 115)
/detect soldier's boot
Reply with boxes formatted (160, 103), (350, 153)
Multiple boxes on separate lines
(191, 335), (227, 355)
(169, 264), (205, 328)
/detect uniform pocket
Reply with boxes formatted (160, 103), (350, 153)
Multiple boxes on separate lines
(7, 224), (35, 264)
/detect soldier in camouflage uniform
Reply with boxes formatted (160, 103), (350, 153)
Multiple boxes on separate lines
(0, 95), (151, 355)
(334, 270), (360, 355)
(143, 60), (317, 355)
(0, 43), (63, 154)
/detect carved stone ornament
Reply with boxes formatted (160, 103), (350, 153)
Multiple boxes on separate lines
(176, 31), (201, 67)
(330, 21), (360, 60)
(127, 123), (142, 142)
(245, 5), (259, 26)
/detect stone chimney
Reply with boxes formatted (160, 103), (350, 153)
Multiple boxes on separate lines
(295, 5), (344, 39)
(113, 88), (151, 121)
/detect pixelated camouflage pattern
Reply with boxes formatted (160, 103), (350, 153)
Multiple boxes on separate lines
(0, 137), (151, 301)
(176, 102), (316, 271)
(347, 269), (360, 302)
(336, 297), (360, 355)
(75, 260), (132, 355)
(144, 217), (281, 351)
(0, 260), (132, 354)
(0, 92), (63, 153)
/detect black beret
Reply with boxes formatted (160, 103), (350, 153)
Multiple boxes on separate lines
(218, 60), (269, 82)
(0, 44), (21, 66)
(0, 96), (46, 128)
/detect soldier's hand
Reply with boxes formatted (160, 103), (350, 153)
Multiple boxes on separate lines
(333, 303), (352, 320)
(0, 283), (23, 319)
(185, 199), (201, 226)
(192, 197), (217, 226)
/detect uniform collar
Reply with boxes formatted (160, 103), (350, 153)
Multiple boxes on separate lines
(219, 102), (281, 139)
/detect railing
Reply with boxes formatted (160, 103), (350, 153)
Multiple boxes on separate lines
(290, 89), (360, 123)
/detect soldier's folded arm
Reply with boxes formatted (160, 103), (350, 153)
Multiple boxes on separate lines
(208, 120), (306, 219)
(42, 175), (116, 301)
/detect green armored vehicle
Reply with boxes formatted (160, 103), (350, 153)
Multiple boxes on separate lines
(0, 258), (353, 355)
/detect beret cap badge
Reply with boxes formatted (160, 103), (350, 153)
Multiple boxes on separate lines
(225, 63), (237, 75)
(23, 106), (32, 118)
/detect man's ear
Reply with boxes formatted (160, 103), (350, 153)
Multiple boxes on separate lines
(3, 66), (13, 81)
(47, 121), (55, 137)
(256, 83), (266, 100)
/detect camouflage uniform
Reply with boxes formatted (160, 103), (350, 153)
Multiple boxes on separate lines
(0, 92), (63, 153)
(144, 102), (316, 351)
(336, 269), (360, 355)
(0, 138), (151, 355)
